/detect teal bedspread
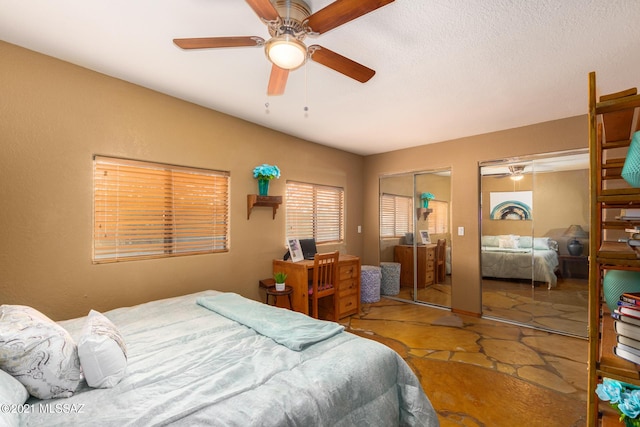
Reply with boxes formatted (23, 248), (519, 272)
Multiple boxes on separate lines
(22, 291), (439, 426)
(196, 293), (344, 351)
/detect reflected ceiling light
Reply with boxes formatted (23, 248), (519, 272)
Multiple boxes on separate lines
(264, 35), (307, 70)
(509, 165), (525, 181)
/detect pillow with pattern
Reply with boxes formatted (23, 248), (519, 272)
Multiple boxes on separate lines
(0, 368), (29, 427)
(0, 305), (81, 399)
(78, 310), (127, 388)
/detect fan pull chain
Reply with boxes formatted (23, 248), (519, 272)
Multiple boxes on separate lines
(303, 61), (309, 117)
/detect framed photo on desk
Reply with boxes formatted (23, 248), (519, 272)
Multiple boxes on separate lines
(287, 238), (304, 262)
(419, 230), (431, 244)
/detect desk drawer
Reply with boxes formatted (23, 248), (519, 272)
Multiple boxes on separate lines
(339, 263), (358, 281)
(424, 271), (435, 286)
(339, 278), (358, 296)
(339, 294), (358, 316)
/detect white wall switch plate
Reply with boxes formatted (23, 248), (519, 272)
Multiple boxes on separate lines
(458, 226), (465, 236)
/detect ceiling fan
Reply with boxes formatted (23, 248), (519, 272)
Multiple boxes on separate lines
(484, 165), (527, 180)
(173, 0), (395, 95)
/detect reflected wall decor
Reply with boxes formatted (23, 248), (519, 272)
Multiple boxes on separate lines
(489, 191), (532, 220)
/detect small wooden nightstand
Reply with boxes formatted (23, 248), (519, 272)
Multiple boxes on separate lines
(558, 255), (589, 279)
(259, 279), (293, 309)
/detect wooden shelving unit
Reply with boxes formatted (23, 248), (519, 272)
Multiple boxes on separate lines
(247, 195), (282, 220)
(587, 72), (640, 426)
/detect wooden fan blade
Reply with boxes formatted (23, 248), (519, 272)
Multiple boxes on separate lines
(245, 0), (280, 22)
(267, 64), (289, 96)
(309, 45), (375, 83)
(305, 0), (395, 34)
(173, 36), (264, 49)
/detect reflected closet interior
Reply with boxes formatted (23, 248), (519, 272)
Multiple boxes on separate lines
(379, 169), (452, 308)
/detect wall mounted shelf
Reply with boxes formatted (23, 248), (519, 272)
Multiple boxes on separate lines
(247, 195), (282, 220)
(417, 208), (433, 221)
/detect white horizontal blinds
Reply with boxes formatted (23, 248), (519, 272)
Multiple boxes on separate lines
(286, 182), (315, 239)
(286, 181), (344, 244)
(315, 185), (343, 243)
(93, 156), (229, 263)
(380, 193), (413, 237)
(427, 200), (449, 234)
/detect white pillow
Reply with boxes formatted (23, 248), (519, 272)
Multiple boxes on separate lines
(0, 305), (81, 399)
(533, 237), (551, 250)
(78, 310), (127, 388)
(0, 369), (29, 427)
(498, 235), (520, 249)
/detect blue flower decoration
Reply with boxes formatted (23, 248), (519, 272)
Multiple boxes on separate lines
(620, 390), (640, 419)
(596, 378), (624, 403)
(421, 192), (435, 200)
(253, 164), (281, 180)
(596, 378), (640, 426)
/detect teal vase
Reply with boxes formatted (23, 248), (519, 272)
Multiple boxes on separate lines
(258, 178), (269, 196)
(422, 199), (429, 208)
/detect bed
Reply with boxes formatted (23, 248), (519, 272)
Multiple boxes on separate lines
(1, 290), (439, 426)
(481, 235), (559, 288)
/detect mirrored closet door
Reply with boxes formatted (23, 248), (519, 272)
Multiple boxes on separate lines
(479, 150), (589, 337)
(379, 169), (452, 308)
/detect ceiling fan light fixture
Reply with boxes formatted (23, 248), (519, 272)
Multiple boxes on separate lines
(265, 35), (307, 70)
(510, 174), (524, 181)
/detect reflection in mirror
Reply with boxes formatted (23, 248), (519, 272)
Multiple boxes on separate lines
(480, 151), (589, 337)
(379, 169), (451, 308)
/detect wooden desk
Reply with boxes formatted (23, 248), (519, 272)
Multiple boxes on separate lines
(273, 255), (361, 319)
(394, 244), (436, 287)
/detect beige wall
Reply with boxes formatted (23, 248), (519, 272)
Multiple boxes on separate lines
(0, 42), (364, 320)
(363, 117), (587, 315)
(1, 41), (590, 321)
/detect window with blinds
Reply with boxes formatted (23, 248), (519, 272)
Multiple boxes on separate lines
(427, 200), (449, 234)
(380, 193), (414, 238)
(93, 156), (229, 263)
(286, 181), (344, 244)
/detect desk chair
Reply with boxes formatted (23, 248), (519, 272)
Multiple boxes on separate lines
(436, 239), (446, 283)
(309, 251), (339, 321)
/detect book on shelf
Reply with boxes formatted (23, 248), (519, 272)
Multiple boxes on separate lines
(617, 342), (640, 357)
(620, 292), (640, 306)
(615, 320), (640, 342)
(614, 345), (640, 365)
(612, 310), (640, 326)
(617, 209), (640, 220)
(617, 302), (640, 319)
(618, 334), (640, 351)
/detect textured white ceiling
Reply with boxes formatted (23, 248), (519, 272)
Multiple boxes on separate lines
(1, 0), (639, 155)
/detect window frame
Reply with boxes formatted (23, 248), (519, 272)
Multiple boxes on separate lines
(426, 199), (449, 234)
(93, 156), (230, 263)
(285, 180), (345, 244)
(380, 193), (414, 238)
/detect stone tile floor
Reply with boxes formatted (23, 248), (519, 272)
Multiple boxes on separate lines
(341, 297), (588, 426)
